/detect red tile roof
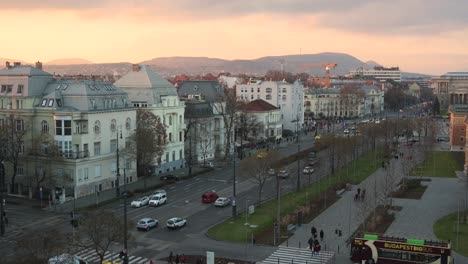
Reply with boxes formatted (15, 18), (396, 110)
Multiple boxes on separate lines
(240, 99), (279, 112)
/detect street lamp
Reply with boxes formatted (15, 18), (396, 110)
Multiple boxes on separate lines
(232, 139), (237, 218)
(122, 168), (129, 264)
(115, 128), (123, 198)
(0, 161), (5, 236)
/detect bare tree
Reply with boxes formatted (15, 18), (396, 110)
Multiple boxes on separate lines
(198, 129), (213, 167)
(212, 89), (244, 160)
(378, 161), (399, 207)
(236, 112), (262, 142)
(15, 230), (69, 264)
(74, 209), (131, 263)
(340, 85), (365, 118)
(240, 151), (280, 203)
(0, 114), (29, 193)
(126, 109), (166, 187)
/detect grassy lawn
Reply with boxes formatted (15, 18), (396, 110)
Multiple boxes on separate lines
(412, 151), (464, 178)
(207, 149), (384, 242)
(433, 211), (468, 257)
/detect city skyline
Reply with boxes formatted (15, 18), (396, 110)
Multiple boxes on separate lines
(1, 0), (467, 75)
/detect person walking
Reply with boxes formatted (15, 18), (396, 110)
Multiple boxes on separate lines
(308, 237), (314, 255)
(168, 251), (173, 264)
(149, 260), (154, 264)
(181, 254), (187, 264)
(175, 254), (180, 264)
(320, 229), (324, 241)
(311, 226), (317, 236)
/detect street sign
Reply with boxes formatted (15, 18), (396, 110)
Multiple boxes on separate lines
(248, 205), (255, 215)
(206, 251), (214, 264)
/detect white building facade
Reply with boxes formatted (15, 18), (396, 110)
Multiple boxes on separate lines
(114, 65), (186, 175)
(349, 66), (401, 83)
(239, 99), (282, 141)
(236, 80), (304, 132)
(0, 62), (136, 200)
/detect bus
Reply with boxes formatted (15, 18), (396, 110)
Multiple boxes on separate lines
(350, 233), (452, 264)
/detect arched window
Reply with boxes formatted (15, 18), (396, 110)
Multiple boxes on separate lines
(110, 119), (116, 132)
(125, 117), (131, 130)
(266, 94), (272, 100)
(266, 88), (272, 93)
(94, 121), (101, 134)
(41, 120), (49, 133)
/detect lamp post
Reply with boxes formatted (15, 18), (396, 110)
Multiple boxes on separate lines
(115, 128), (123, 198)
(0, 161), (5, 236)
(296, 115), (301, 192)
(122, 168), (129, 264)
(232, 139), (237, 218)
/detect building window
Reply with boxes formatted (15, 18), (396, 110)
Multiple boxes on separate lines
(78, 168), (83, 182)
(110, 139), (117, 152)
(94, 142), (101, 156)
(94, 121), (101, 134)
(282, 95), (287, 101)
(41, 99), (47, 107)
(251, 95), (254, 99)
(165, 152), (169, 163)
(257, 88), (260, 93)
(48, 99), (54, 107)
(55, 120), (71, 136)
(169, 116), (172, 126)
(1, 85), (12, 93)
(17, 85), (24, 93)
(110, 119), (116, 132)
(84, 168), (89, 180)
(266, 88), (272, 93)
(16, 119), (24, 131)
(179, 131), (182, 142)
(125, 117), (131, 130)
(172, 151), (176, 161)
(41, 120), (49, 133)
(169, 133), (172, 142)
(179, 115), (183, 124)
(179, 149), (183, 159)
(266, 94), (272, 100)
(125, 159), (132, 170)
(461, 137), (464, 142)
(16, 165), (24, 176)
(95, 165), (101, 178)
(251, 88), (253, 92)
(282, 88), (287, 93)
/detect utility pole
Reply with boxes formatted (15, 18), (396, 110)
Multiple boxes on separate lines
(116, 128), (122, 198)
(123, 169), (129, 264)
(232, 135), (237, 218)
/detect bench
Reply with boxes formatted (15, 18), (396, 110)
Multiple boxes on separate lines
(287, 224), (296, 232)
(336, 188), (346, 196)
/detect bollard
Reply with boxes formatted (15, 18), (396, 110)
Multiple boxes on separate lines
(291, 259), (294, 264)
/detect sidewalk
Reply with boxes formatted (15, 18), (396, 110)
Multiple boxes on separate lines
(282, 150), (405, 263)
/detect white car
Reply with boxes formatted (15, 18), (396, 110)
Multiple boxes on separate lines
(268, 168), (276, 176)
(214, 197), (231, 207)
(149, 193), (167, 206)
(166, 217), (187, 229)
(154, 189), (167, 196)
(130, 196), (149, 208)
(136, 218), (159, 231)
(49, 254), (87, 264)
(303, 166), (314, 174)
(344, 129), (350, 134)
(278, 170), (289, 178)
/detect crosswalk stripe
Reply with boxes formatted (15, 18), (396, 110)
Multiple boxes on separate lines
(75, 248), (148, 264)
(259, 246), (335, 264)
(130, 256), (142, 263)
(136, 258), (149, 264)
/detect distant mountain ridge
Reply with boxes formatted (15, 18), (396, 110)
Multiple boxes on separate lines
(3, 53), (431, 78)
(46, 58), (94, 65)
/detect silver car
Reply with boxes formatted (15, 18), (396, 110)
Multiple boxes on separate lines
(166, 217), (187, 229)
(278, 170), (289, 178)
(214, 197), (231, 207)
(137, 218), (158, 231)
(130, 196), (149, 208)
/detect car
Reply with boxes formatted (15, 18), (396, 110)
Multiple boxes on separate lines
(160, 174), (179, 182)
(130, 196), (149, 208)
(268, 168), (276, 175)
(436, 137), (449, 142)
(303, 166), (314, 174)
(49, 254), (87, 264)
(136, 218), (158, 231)
(375, 120), (381, 124)
(149, 193), (167, 206)
(344, 129), (350, 135)
(214, 197), (231, 207)
(308, 151), (317, 159)
(200, 162), (214, 168)
(278, 170), (289, 178)
(308, 158), (318, 166)
(166, 217), (187, 229)
(201, 191), (219, 203)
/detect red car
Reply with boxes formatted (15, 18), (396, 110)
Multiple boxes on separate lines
(201, 191), (219, 203)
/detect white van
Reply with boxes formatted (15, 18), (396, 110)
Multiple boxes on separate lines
(149, 193), (167, 206)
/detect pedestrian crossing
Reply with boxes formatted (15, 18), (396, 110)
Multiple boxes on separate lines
(259, 246), (335, 264)
(75, 248), (151, 264)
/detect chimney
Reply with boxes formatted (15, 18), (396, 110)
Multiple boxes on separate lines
(35, 61), (43, 70)
(13, 62), (21, 67)
(132, 64), (140, 72)
(5, 61), (10, 69)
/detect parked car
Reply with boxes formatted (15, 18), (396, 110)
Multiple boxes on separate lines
(153, 189), (167, 196)
(166, 217), (187, 229)
(200, 162), (214, 168)
(268, 168), (276, 176)
(130, 196), (149, 208)
(278, 170), (289, 178)
(436, 137), (449, 142)
(308, 158), (318, 166)
(202, 191), (219, 203)
(149, 193), (167, 206)
(344, 129), (350, 135)
(308, 151), (317, 159)
(49, 254), (87, 264)
(303, 166), (314, 174)
(136, 218), (158, 231)
(214, 197), (231, 207)
(160, 174), (179, 182)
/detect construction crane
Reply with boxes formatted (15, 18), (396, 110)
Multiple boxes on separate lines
(301, 63), (338, 88)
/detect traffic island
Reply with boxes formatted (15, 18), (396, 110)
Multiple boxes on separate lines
(434, 210), (468, 257)
(391, 178), (430, 199)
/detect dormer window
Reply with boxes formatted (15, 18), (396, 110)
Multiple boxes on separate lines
(41, 99), (47, 107)
(48, 99), (54, 107)
(56, 99), (63, 107)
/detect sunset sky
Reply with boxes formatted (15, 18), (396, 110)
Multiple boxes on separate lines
(1, 0), (467, 75)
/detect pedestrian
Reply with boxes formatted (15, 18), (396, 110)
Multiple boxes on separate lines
(311, 226), (317, 236)
(320, 229), (324, 241)
(354, 193), (359, 201)
(196, 258), (202, 264)
(149, 260), (154, 264)
(382, 161), (385, 169)
(357, 188), (361, 195)
(308, 237), (314, 253)
(168, 251), (173, 264)
(175, 254), (180, 264)
(181, 254), (187, 264)
(361, 189), (366, 201)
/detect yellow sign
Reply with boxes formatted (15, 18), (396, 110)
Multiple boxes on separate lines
(383, 243), (433, 253)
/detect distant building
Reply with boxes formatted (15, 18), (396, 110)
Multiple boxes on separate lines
(114, 65), (186, 174)
(349, 66), (401, 83)
(218, 75), (243, 89)
(238, 99), (282, 141)
(236, 80), (304, 132)
(432, 72), (468, 111)
(0, 61), (136, 200)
